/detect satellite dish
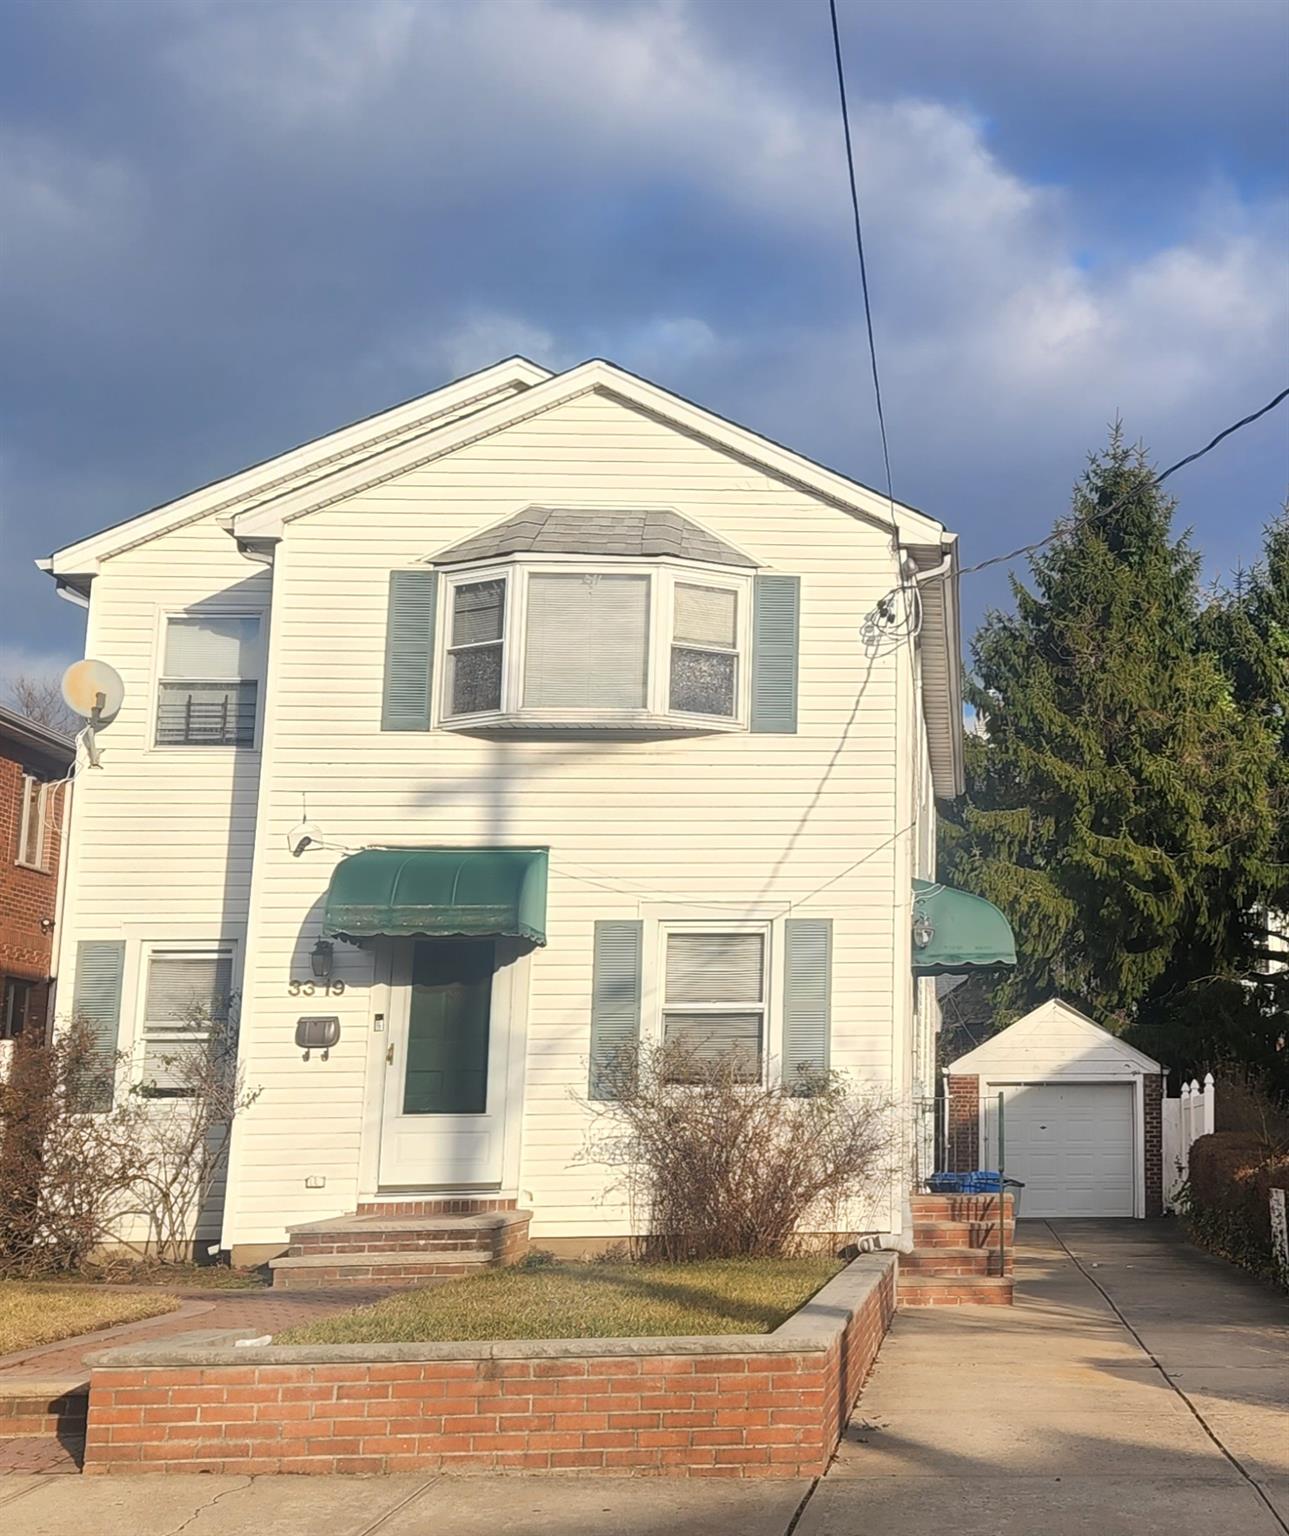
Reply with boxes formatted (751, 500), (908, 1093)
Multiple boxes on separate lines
(61, 659), (125, 723)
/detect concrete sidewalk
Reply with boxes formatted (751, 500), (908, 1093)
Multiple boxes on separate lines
(1, 1223), (1284, 1534)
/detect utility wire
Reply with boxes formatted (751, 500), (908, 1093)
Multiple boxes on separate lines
(829, 0), (894, 508)
(959, 385), (1289, 578)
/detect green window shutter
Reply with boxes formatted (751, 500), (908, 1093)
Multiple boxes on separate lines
(783, 918), (831, 1086)
(589, 920), (643, 1100)
(382, 569), (439, 730)
(71, 939), (126, 1111)
(751, 574), (800, 733)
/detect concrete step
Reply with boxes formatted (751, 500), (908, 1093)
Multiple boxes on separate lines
(897, 1273), (1015, 1306)
(269, 1247), (494, 1290)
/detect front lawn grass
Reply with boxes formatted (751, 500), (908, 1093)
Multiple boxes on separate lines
(277, 1257), (842, 1345)
(0, 1282), (180, 1356)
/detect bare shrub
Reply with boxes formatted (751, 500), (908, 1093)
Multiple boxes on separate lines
(125, 999), (261, 1265)
(584, 1044), (894, 1261)
(1213, 1063), (1289, 1154)
(0, 1024), (149, 1276)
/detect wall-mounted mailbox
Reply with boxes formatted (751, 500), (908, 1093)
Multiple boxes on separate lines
(296, 1016), (341, 1060)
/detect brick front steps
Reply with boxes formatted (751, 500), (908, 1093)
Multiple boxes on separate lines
(0, 1379), (88, 1442)
(898, 1194), (1015, 1306)
(81, 1254), (897, 1479)
(271, 1208), (531, 1290)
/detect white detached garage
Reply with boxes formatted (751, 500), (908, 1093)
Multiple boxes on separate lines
(947, 998), (1164, 1219)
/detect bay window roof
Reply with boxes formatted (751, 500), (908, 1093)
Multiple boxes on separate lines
(430, 507), (759, 570)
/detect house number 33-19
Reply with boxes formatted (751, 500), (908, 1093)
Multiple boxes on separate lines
(287, 979), (345, 996)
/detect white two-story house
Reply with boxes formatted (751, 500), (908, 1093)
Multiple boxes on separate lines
(41, 357), (1013, 1275)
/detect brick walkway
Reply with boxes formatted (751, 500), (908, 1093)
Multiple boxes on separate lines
(0, 1282), (393, 1476)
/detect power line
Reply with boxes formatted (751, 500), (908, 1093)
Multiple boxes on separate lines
(828, 0), (894, 508)
(959, 385), (1289, 578)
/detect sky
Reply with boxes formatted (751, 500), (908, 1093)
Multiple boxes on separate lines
(2, 0), (1287, 690)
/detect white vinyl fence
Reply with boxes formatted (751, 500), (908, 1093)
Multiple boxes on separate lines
(1161, 1073), (1216, 1212)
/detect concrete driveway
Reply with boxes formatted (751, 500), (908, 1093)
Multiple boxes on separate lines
(801, 1220), (1289, 1535)
(0, 1222), (1284, 1535)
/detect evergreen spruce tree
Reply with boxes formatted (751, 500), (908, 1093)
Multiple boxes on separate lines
(941, 429), (1278, 1050)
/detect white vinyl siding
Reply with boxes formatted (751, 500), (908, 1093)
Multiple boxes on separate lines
(140, 946), (234, 1094)
(524, 573), (650, 709)
(16, 774), (49, 870)
(156, 614), (261, 746)
(662, 930), (766, 1082)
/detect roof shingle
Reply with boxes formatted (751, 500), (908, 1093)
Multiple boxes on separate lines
(429, 507), (758, 568)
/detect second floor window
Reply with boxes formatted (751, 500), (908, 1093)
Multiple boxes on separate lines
(156, 614), (260, 747)
(440, 564), (748, 727)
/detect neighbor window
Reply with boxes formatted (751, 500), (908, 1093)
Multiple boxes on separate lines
(440, 564), (747, 726)
(16, 775), (49, 870)
(2, 978), (34, 1041)
(140, 946), (234, 1094)
(661, 930), (765, 1083)
(156, 614), (260, 746)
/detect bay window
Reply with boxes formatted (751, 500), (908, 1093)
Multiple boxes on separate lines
(439, 561), (750, 728)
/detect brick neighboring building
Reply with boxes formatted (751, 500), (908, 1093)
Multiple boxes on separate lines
(0, 706), (74, 1040)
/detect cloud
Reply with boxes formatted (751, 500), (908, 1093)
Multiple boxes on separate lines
(0, 0), (1284, 668)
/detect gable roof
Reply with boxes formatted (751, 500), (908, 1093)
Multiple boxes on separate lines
(40, 357), (552, 591)
(227, 358), (946, 547)
(950, 996), (1163, 1075)
(430, 506), (759, 569)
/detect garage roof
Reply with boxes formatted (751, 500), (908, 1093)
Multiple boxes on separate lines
(949, 997), (1162, 1076)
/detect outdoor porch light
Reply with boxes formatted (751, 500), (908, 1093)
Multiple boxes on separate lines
(310, 938), (334, 980)
(912, 909), (935, 950)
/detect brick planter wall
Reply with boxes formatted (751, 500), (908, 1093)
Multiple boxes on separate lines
(946, 1074), (980, 1169)
(82, 1254), (896, 1478)
(1144, 1073), (1164, 1217)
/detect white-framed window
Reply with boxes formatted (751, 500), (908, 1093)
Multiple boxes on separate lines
(156, 613), (260, 747)
(16, 774), (50, 871)
(446, 577), (507, 717)
(439, 560), (750, 728)
(660, 927), (767, 1083)
(139, 945), (235, 1095)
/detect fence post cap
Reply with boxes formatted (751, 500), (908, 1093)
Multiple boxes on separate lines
(1203, 1072), (1215, 1088)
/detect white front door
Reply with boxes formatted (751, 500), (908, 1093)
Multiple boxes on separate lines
(986, 1082), (1136, 1218)
(378, 938), (512, 1189)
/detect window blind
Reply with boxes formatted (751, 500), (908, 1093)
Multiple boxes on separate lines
(674, 583), (736, 648)
(164, 616), (259, 679)
(523, 573), (649, 709)
(142, 950), (233, 1094)
(451, 580), (505, 647)
(664, 932), (763, 1004)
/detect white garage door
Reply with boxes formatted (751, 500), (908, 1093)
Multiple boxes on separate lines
(985, 1082), (1136, 1218)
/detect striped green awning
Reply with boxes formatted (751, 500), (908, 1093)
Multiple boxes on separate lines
(322, 847), (548, 945)
(912, 879), (1017, 975)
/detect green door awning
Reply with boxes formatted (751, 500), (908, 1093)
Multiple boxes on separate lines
(912, 879), (1017, 975)
(323, 847), (548, 945)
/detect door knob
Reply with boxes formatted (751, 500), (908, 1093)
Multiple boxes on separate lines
(386, 1043), (395, 1065)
